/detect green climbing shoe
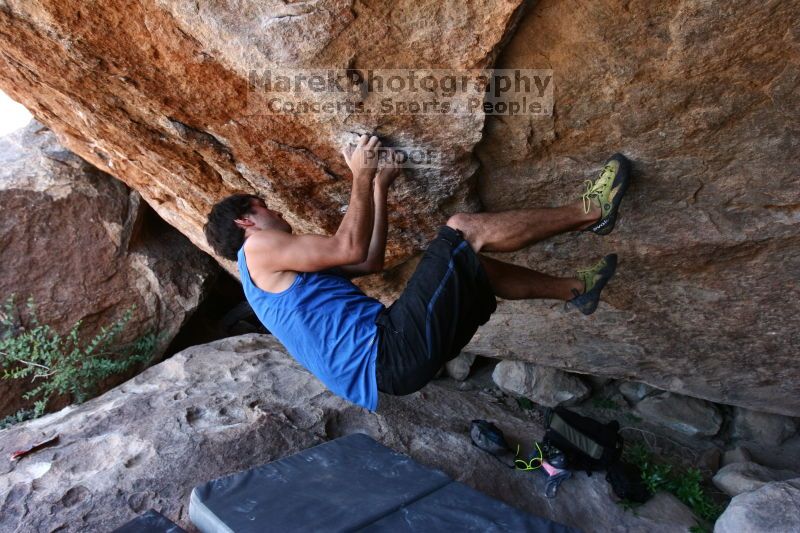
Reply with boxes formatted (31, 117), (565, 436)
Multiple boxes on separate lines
(581, 153), (631, 235)
(567, 253), (618, 315)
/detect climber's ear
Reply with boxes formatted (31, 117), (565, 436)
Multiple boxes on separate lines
(234, 216), (253, 229)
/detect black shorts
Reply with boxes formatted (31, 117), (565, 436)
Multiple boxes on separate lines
(375, 225), (497, 395)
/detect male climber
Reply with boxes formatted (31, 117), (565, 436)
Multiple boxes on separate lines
(204, 134), (630, 411)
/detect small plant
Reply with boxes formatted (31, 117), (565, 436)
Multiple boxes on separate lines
(0, 407), (37, 430)
(516, 397), (535, 410)
(591, 396), (621, 410)
(624, 442), (725, 526)
(0, 295), (159, 424)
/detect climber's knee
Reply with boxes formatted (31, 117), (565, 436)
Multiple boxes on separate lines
(446, 212), (484, 252)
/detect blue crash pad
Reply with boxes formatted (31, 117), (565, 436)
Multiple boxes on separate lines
(189, 433), (578, 533)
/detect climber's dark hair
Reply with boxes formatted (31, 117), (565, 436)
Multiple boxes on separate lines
(204, 193), (261, 260)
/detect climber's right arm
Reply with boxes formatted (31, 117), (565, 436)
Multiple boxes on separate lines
(247, 134), (380, 273)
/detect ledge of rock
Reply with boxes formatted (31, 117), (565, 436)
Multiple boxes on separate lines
(0, 334), (702, 533)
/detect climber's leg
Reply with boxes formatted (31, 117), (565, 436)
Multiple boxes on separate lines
(478, 254), (582, 301)
(446, 200), (600, 253)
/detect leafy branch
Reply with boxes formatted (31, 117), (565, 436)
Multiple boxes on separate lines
(0, 295), (161, 422)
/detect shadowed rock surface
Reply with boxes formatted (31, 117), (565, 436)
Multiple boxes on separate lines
(0, 334), (702, 533)
(469, 0), (800, 415)
(0, 121), (219, 417)
(0, 0), (798, 417)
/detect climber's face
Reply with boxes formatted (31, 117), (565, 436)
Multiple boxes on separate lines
(240, 197), (292, 234)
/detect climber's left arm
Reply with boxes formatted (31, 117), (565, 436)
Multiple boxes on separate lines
(334, 181), (389, 278)
(335, 155), (400, 278)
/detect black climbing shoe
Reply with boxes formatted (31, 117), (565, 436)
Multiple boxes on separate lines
(581, 153), (632, 235)
(470, 420), (516, 468)
(567, 254), (618, 315)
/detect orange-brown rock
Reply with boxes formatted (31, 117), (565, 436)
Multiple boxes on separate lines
(0, 121), (219, 417)
(0, 0), (525, 273)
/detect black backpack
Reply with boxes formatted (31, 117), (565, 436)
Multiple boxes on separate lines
(543, 407), (623, 472)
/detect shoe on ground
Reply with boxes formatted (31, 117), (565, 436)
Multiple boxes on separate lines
(581, 153), (631, 235)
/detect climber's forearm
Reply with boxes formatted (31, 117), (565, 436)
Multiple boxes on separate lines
(362, 184), (389, 271)
(339, 184), (388, 275)
(333, 174), (375, 262)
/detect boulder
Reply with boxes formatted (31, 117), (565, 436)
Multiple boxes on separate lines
(712, 462), (799, 498)
(714, 479), (800, 533)
(492, 360), (590, 407)
(732, 407), (798, 446)
(636, 492), (700, 531)
(444, 352), (477, 381)
(619, 381), (658, 404)
(0, 334), (698, 533)
(721, 446), (753, 467)
(0, 0), (525, 273)
(634, 392), (722, 438)
(0, 121), (219, 417)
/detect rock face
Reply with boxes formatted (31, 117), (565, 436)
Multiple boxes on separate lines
(713, 462), (799, 498)
(466, 0), (800, 417)
(492, 360), (590, 407)
(0, 1), (798, 417)
(714, 479), (800, 533)
(0, 121), (219, 417)
(0, 334), (700, 533)
(635, 392), (722, 438)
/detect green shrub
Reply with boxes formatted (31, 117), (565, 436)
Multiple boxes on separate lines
(625, 442), (726, 526)
(0, 295), (159, 424)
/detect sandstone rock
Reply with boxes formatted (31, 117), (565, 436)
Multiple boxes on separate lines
(714, 479), (800, 533)
(619, 381), (658, 405)
(492, 360), (590, 407)
(0, 121), (219, 417)
(635, 392), (722, 438)
(445, 352), (476, 381)
(636, 492), (700, 531)
(732, 407), (798, 446)
(0, 0), (525, 273)
(712, 462), (799, 498)
(466, 0), (800, 417)
(721, 446), (753, 467)
(0, 334), (696, 533)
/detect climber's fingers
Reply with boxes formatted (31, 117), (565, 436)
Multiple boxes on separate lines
(341, 144), (354, 165)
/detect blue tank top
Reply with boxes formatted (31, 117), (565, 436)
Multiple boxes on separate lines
(237, 245), (385, 411)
